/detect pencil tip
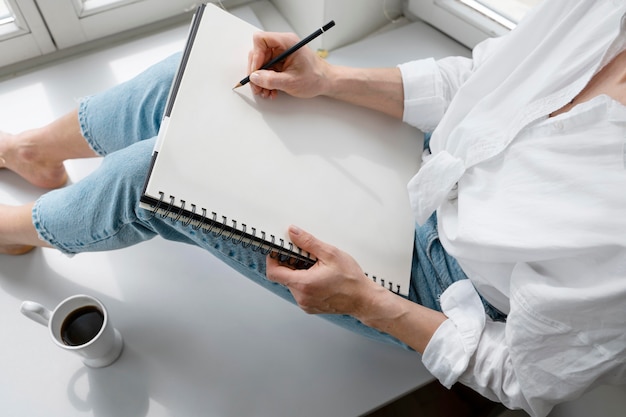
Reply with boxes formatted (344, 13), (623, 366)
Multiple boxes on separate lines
(232, 83), (242, 90)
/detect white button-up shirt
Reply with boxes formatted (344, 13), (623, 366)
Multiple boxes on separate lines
(399, 1), (626, 415)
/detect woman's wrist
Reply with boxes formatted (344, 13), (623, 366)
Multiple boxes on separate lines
(355, 283), (409, 331)
(354, 282), (447, 353)
(321, 65), (404, 119)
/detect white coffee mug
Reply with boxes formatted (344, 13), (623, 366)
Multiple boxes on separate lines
(20, 294), (124, 368)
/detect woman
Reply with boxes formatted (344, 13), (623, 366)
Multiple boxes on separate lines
(1, 0), (625, 415)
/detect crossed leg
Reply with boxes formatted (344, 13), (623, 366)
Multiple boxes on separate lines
(0, 52), (418, 348)
(0, 110), (100, 255)
(0, 48), (182, 256)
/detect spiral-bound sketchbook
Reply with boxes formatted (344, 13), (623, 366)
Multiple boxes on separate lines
(140, 3), (422, 296)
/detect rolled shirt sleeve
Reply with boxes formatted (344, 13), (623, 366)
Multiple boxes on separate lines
(398, 58), (447, 132)
(421, 280), (486, 387)
(420, 263), (626, 417)
(421, 280), (538, 415)
(398, 34), (508, 132)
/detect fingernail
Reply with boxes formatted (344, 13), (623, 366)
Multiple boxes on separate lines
(249, 72), (259, 83)
(289, 225), (302, 235)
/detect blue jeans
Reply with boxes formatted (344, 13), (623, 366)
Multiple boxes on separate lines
(32, 53), (504, 351)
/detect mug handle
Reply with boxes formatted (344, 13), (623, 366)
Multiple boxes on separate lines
(20, 301), (52, 326)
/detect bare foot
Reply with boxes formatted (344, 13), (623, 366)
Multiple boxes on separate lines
(0, 131), (68, 189)
(0, 243), (35, 255)
(0, 206), (36, 256)
(0, 203), (44, 255)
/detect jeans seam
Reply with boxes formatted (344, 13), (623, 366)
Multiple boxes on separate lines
(34, 194), (149, 255)
(78, 96), (106, 156)
(32, 195), (75, 255)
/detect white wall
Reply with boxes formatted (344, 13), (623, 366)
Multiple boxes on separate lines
(270, 0), (404, 51)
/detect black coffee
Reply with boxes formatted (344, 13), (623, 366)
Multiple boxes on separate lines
(60, 306), (104, 346)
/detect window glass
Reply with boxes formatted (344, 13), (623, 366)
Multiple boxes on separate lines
(74, 0), (140, 17)
(476, 0), (541, 23)
(459, 0), (542, 28)
(0, 1), (15, 25)
(0, 0), (22, 39)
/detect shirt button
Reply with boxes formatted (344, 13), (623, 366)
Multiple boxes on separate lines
(553, 120), (564, 131)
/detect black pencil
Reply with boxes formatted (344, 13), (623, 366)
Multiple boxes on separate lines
(233, 20), (336, 89)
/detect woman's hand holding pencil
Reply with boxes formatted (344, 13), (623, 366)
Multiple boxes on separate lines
(238, 22), (335, 100)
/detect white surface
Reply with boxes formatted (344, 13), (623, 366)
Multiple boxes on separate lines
(0, 4), (439, 417)
(0, 238), (430, 417)
(327, 19), (471, 67)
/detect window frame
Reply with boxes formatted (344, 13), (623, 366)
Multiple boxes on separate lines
(404, 0), (513, 49)
(0, 4), (28, 42)
(0, 0), (55, 66)
(34, 0), (251, 49)
(0, 0), (251, 73)
(34, 0), (200, 49)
